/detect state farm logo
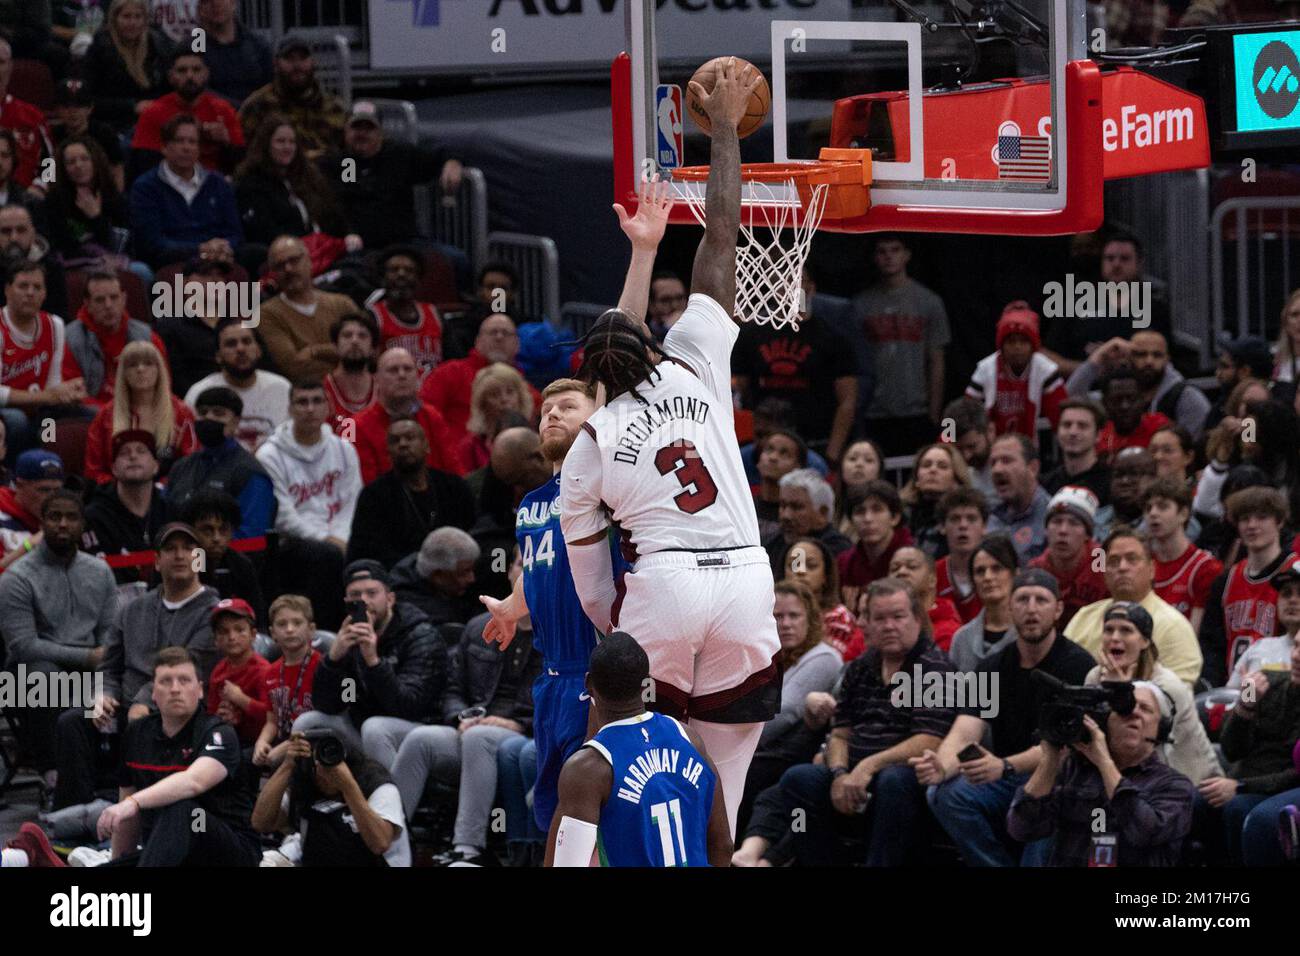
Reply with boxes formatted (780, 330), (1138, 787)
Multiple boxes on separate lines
(1253, 40), (1300, 120)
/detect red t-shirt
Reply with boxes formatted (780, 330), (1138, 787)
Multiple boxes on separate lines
(370, 300), (443, 378)
(822, 604), (865, 662)
(265, 650), (322, 741)
(929, 597), (963, 653)
(132, 92), (245, 173)
(837, 526), (914, 594)
(1153, 542), (1223, 620)
(1096, 412), (1171, 460)
(0, 94), (51, 187)
(1029, 544), (1109, 631)
(936, 555), (982, 623)
(419, 348), (541, 446)
(206, 652), (270, 745)
(353, 400), (465, 484)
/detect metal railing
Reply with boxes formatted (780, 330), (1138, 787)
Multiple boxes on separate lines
(427, 167), (489, 278)
(487, 232), (561, 323)
(560, 302), (615, 340)
(1210, 196), (1300, 345)
(1105, 169), (1212, 367)
(364, 97), (418, 143)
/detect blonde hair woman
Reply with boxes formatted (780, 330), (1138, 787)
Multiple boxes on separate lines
(84, 341), (196, 483)
(87, 0), (173, 129)
(459, 362), (536, 471)
(1272, 289), (1300, 383)
(899, 442), (972, 557)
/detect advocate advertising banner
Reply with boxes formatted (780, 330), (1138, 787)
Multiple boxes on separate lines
(370, 0), (850, 72)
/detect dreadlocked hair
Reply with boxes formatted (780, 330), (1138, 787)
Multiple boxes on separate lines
(579, 310), (668, 405)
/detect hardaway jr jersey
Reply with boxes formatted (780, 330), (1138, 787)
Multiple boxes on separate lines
(585, 711), (716, 867)
(560, 295), (760, 555)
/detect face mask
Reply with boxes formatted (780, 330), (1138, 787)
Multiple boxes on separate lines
(195, 418), (227, 448)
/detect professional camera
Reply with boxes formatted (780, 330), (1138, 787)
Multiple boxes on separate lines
(1032, 671), (1137, 746)
(298, 729), (346, 768)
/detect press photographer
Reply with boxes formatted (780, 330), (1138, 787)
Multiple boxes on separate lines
(1006, 679), (1195, 866)
(251, 730), (409, 867)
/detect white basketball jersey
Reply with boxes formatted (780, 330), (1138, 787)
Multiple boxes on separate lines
(560, 294), (760, 556)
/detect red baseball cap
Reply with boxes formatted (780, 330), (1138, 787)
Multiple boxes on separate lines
(211, 597), (256, 624)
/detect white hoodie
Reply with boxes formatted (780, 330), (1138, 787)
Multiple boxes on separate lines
(256, 421), (362, 543)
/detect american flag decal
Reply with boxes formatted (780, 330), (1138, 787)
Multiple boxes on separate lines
(997, 134), (1051, 182)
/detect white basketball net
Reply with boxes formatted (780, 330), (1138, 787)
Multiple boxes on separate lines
(680, 178), (829, 330)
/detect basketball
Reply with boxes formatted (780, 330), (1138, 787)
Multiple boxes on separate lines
(685, 56), (771, 139)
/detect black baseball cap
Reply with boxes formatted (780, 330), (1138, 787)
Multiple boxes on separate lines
(154, 522), (199, 550)
(1011, 567), (1060, 598)
(343, 559), (391, 589)
(1103, 601), (1154, 642)
(1269, 566), (1300, 592)
(1220, 335), (1273, 379)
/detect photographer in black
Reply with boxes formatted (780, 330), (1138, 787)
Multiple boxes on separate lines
(252, 731), (409, 867)
(1006, 678), (1195, 866)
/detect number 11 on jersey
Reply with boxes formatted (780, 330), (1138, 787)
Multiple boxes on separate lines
(649, 798), (689, 866)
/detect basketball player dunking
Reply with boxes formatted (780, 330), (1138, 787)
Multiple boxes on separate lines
(559, 58), (781, 837)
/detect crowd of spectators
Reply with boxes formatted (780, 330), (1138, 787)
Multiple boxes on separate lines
(0, 3), (1297, 869)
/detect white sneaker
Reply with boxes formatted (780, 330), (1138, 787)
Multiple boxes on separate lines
(68, 846), (111, 868)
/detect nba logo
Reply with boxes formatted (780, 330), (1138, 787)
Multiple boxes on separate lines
(656, 84), (684, 169)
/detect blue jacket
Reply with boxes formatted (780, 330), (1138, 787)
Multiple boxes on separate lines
(129, 165), (244, 268)
(167, 438), (276, 541)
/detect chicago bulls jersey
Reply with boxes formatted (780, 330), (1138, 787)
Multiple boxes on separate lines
(370, 300), (443, 377)
(1221, 553), (1298, 674)
(561, 295), (759, 555)
(936, 556), (982, 623)
(0, 308), (64, 395)
(1153, 543), (1223, 619)
(965, 352), (1067, 442)
(323, 372), (374, 436)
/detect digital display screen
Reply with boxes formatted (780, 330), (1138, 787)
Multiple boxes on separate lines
(1232, 30), (1300, 133)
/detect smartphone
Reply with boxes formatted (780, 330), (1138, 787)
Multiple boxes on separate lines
(957, 744), (983, 763)
(347, 600), (368, 625)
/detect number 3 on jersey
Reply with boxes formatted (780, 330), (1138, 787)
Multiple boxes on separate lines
(654, 441), (718, 514)
(521, 529), (555, 571)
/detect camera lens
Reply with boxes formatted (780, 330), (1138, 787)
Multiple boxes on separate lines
(313, 734), (345, 768)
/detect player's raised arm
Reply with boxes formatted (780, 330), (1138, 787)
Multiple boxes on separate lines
(613, 175), (675, 337)
(687, 57), (759, 321)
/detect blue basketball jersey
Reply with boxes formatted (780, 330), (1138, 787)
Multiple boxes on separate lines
(585, 711), (716, 867)
(515, 473), (626, 668)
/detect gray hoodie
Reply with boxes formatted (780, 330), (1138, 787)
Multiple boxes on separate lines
(949, 609), (1018, 673)
(0, 542), (118, 669)
(98, 584), (220, 704)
